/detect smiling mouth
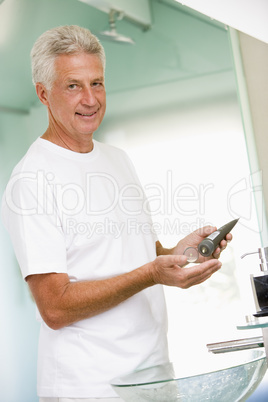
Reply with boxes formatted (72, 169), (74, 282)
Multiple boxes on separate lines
(76, 111), (96, 117)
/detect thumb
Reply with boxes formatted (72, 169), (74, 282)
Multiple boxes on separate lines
(173, 254), (188, 267)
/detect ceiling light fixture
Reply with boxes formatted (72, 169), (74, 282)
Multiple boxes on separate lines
(98, 9), (135, 45)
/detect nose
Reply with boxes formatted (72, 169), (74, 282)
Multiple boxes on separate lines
(81, 85), (97, 106)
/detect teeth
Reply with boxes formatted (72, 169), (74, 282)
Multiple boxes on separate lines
(78, 112), (95, 116)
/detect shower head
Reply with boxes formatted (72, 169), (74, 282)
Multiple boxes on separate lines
(98, 9), (135, 45)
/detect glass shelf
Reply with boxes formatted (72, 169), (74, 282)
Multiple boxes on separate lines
(237, 318), (268, 330)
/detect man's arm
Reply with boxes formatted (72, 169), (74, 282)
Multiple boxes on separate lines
(26, 254), (221, 330)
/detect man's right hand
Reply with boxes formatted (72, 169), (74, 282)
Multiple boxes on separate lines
(149, 254), (222, 289)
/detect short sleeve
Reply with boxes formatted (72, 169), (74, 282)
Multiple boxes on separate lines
(1, 171), (67, 279)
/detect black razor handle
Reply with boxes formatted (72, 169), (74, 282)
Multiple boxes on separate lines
(198, 218), (239, 257)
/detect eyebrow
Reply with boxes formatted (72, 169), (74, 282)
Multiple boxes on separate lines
(66, 78), (81, 84)
(66, 77), (104, 83)
(91, 76), (105, 82)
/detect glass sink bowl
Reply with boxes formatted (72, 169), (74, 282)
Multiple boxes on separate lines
(111, 349), (267, 401)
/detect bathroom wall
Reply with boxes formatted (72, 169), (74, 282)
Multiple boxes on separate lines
(0, 106), (47, 402)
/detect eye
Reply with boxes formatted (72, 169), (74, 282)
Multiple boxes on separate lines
(68, 84), (77, 90)
(92, 81), (104, 87)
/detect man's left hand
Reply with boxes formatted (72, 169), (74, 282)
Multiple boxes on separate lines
(173, 225), (232, 263)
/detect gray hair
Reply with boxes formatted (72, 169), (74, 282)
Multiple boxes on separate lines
(31, 25), (106, 89)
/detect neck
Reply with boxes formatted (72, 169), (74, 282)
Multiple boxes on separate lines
(41, 125), (94, 154)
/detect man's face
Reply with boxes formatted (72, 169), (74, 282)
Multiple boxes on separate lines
(44, 52), (106, 142)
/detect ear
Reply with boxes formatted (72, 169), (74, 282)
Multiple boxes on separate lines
(35, 83), (50, 106)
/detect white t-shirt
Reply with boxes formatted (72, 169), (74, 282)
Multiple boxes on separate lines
(1, 138), (169, 398)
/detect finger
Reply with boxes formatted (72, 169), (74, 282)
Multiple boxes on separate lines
(197, 259), (222, 274)
(212, 248), (221, 259)
(213, 238), (230, 258)
(226, 233), (233, 242)
(212, 244), (225, 258)
(184, 266), (221, 288)
(196, 225), (217, 237)
(219, 239), (227, 248)
(200, 260), (222, 280)
(182, 260), (222, 287)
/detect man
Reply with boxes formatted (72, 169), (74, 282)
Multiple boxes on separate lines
(1, 25), (229, 402)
